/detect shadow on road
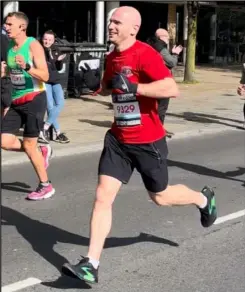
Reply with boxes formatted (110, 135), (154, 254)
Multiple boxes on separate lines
(42, 276), (92, 289)
(167, 160), (245, 185)
(222, 93), (237, 96)
(2, 205), (178, 289)
(1, 182), (31, 194)
(79, 112), (245, 130)
(79, 96), (113, 110)
(78, 119), (112, 128)
(167, 112), (244, 129)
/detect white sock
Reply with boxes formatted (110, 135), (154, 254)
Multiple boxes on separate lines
(88, 258), (99, 269)
(199, 194), (208, 209)
(40, 181), (50, 187)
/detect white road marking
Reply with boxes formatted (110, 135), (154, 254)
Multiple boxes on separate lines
(214, 209), (245, 225)
(2, 278), (41, 292)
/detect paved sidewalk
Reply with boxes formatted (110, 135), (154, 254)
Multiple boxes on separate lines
(2, 66), (244, 166)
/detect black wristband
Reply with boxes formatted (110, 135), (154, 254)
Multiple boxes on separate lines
(24, 63), (31, 71)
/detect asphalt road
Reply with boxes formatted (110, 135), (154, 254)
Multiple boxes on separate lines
(2, 130), (245, 292)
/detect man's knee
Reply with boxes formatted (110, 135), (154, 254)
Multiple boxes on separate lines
(95, 185), (116, 207)
(94, 176), (121, 208)
(23, 138), (38, 152)
(1, 134), (16, 150)
(148, 185), (173, 206)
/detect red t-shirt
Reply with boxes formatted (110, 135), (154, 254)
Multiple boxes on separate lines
(103, 40), (172, 144)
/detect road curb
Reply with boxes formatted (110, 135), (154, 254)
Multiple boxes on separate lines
(1, 127), (239, 167)
(2, 141), (104, 167)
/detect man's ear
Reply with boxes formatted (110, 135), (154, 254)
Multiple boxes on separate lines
(20, 24), (27, 31)
(130, 24), (139, 36)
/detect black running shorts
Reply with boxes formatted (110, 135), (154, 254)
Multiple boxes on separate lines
(1, 91), (47, 138)
(98, 130), (169, 193)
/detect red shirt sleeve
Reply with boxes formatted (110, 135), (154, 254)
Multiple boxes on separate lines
(139, 46), (172, 81)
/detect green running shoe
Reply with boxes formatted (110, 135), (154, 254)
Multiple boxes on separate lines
(199, 186), (217, 227)
(62, 256), (98, 284)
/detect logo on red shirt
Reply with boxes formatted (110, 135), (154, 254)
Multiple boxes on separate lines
(121, 66), (133, 77)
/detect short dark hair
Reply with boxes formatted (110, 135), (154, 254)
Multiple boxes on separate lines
(43, 30), (56, 37)
(6, 11), (29, 26)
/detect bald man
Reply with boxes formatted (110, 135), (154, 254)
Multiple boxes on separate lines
(62, 6), (217, 284)
(155, 29), (183, 69)
(149, 28), (183, 129)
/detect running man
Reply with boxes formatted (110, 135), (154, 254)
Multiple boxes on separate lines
(62, 6), (217, 284)
(237, 58), (245, 126)
(1, 12), (55, 200)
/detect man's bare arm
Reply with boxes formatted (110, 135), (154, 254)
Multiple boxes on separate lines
(1, 61), (7, 78)
(29, 41), (49, 82)
(137, 78), (179, 98)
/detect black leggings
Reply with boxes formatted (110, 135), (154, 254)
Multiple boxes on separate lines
(243, 103), (245, 120)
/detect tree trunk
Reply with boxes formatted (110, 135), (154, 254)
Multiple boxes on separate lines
(184, 1), (199, 82)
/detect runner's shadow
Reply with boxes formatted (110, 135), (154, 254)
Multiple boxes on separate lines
(1, 182), (31, 194)
(188, 112), (244, 124)
(2, 206), (178, 289)
(223, 167), (245, 177)
(167, 160), (245, 185)
(79, 96), (113, 110)
(42, 276), (92, 290)
(167, 112), (244, 128)
(78, 119), (112, 128)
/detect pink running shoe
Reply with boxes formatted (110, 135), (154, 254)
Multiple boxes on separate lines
(26, 183), (55, 200)
(40, 144), (53, 169)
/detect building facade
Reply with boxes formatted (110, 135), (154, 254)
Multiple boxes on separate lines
(1, 1), (176, 43)
(1, 1), (245, 64)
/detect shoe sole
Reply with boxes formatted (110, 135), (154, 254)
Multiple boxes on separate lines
(62, 264), (97, 285)
(38, 138), (50, 145)
(45, 145), (53, 169)
(54, 139), (70, 144)
(38, 133), (50, 144)
(26, 189), (55, 201)
(55, 141), (70, 144)
(201, 215), (217, 228)
(47, 145), (53, 160)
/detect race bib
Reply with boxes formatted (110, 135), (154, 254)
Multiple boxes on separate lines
(10, 70), (26, 89)
(112, 93), (141, 126)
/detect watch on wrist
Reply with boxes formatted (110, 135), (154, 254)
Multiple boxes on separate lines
(24, 63), (31, 71)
